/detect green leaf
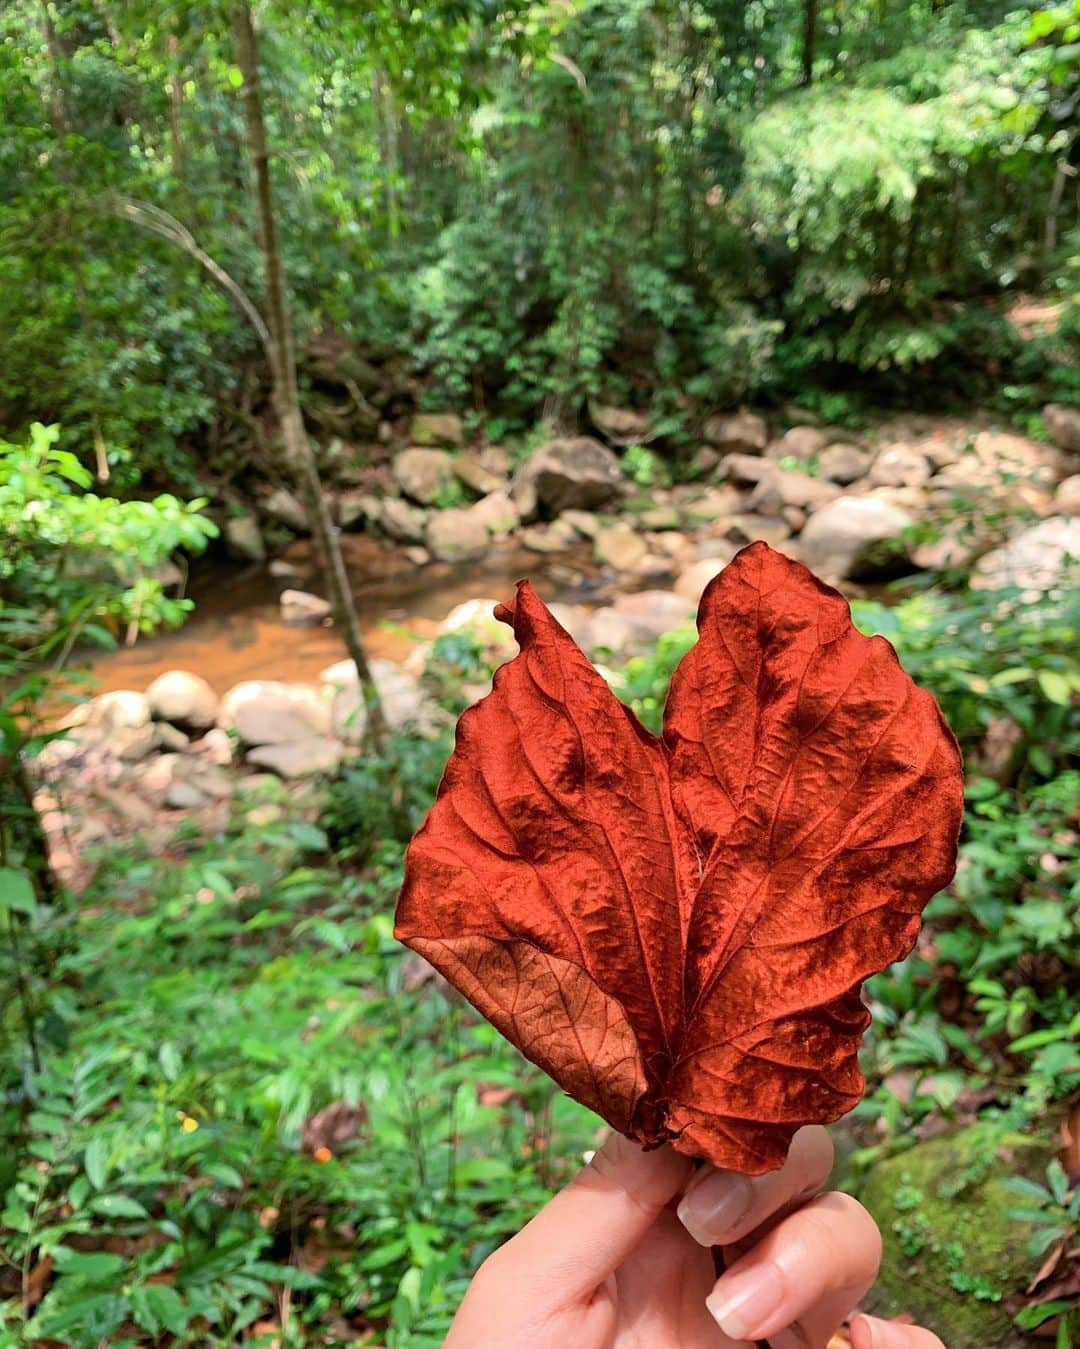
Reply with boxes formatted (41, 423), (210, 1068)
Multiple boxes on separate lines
(1038, 670), (1074, 706)
(51, 1248), (126, 1279)
(0, 866), (36, 916)
(130, 1282), (191, 1336)
(159, 1041), (182, 1082)
(227, 66), (244, 88)
(84, 1135), (110, 1190)
(91, 1194), (149, 1219)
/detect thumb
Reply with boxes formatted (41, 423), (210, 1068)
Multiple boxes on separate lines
(498, 1132), (694, 1301)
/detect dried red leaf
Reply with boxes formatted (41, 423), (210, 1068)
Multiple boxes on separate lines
(395, 543), (963, 1173)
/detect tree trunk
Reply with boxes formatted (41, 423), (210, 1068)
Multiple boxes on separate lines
(230, 3), (388, 752)
(801, 0), (818, 86)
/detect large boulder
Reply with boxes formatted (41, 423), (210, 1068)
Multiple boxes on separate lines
(218, 681), (331, 746)
(702, 412), (768, 455)
(467, 491), (519, 537)
(392, 448), (455, 504)
(674, 553), (737, 603)
(377, 497), (427, 543)
(594, 522), (648, 572)
(766, 426), (828, 462)
(681, 484), (742, 523)
(1055, 474), (1080, 514)
(454, 453), (505, 497)
(589, 401), (652, 445)
(854, 1123), (1053, 1349)
(263, 488), (309, 533)
(819, 443), (871, 486)
(410, 412), (464, 448)
(971, 516), (1080, 592)
(321, 658), (443, 740)
(85, 689), (151, 734)
(146, 670), (219, 731)
(516, 437), (625, 514)
(799, 495), (915, 580)
(279, 589), (332, 625)
(719, 453), (774, 486)
(224, 514), (265, 562)
(246, 736), (343, 779)
(748, 465), (840, 514)
(868, 443), (932, 488)
(1043, 402), (1080, 453)
(426, 507), (489, 562)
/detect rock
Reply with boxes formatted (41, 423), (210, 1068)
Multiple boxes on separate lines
(674, 555), (735, 603)
(280, 589), (332, 625)
(392, 448), (455, 504)
(972, 431), (1060, 485)
(521, 520), (578, 553)
(611, 589), (694, 637)
(516, 437), (625, 514)
(799, 495), (915, 580)
(868, 443), (933, 488)
(688, 446), (721, 477)
(682, 485), (742, 523)
(438, 598), (519, 667)
(561, 509), (601, 538)
(854, 1122), (1053, 1349)
(726, 515), (793, 549)
(594, 522), (648, 571)
(971, 516), (1080, 592)
(224, 514), (265, 562)
(1043, 402), (1080, 453)
(468, 491), (519, 537)
(247, 737), (344, 779)
(819, 443), (872, 485)
(454, 453), (505, 497)
(911, 523), (983, 572)
(86, 689), (151, 734)
(766, 426), (828, 462)
(748, 466), (840, 514)
(146, 670), (218, 730)
(719, 453), (773, 486)
(164, 780), (209, 810)
(337, 490), (374, 530)
(154, 722), (190, 753)
(588, 401), (651, 445)
(783, 506), (807, 533)
(378, 497), (427, 543)
(404, 546), (430, 566)
(264, 488), (309, 533)
(268, 558), (306, 584)
(479, 445), (512, 476)
(703, 412), (768, 454)
(639, 505), (680, 530)
(191, 727), (234, 766)
(110, 724), (158, 762)
(410, 412), (464, 448)
(218, 681), (331, 745)
(1055, 474), (1080, 513)
(323, 657), (442, 737)
(426, 508), (489, 562)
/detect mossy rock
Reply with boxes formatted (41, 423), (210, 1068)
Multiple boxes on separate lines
(851, 1123), (1051, 1348)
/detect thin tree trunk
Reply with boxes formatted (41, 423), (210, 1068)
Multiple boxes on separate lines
(801, 0), (818, 86)
(230, 3), (388, 751)
(40, 1), (110, 482)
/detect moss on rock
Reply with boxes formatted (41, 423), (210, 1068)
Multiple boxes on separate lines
(851, 1123), (1052, 1348)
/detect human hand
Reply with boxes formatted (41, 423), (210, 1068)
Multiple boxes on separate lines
(446, 1126), (945, 1349)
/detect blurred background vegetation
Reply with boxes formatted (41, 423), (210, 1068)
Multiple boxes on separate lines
(0, 0), (1078, 1345)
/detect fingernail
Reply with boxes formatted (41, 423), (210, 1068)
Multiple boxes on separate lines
(706, 1263), (784, 1341)
(677, 1173), (753, 1244)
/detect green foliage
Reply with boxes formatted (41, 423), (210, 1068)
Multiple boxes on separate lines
(0, 779), (596, 1346)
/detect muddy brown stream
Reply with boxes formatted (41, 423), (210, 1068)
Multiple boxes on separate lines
(86, 535), (616, 696)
